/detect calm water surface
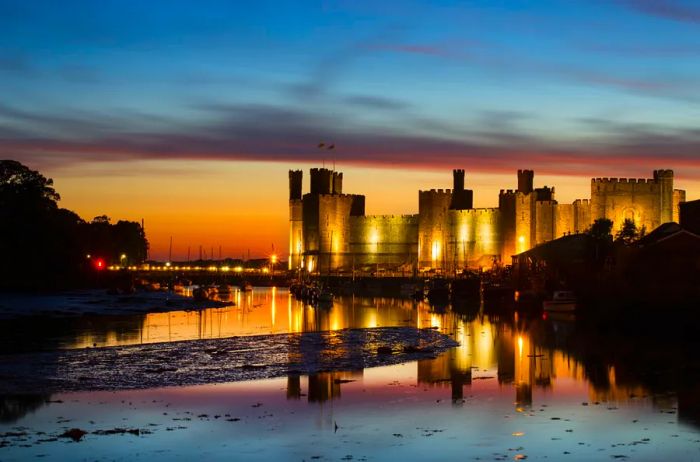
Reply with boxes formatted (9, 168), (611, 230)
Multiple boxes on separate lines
(1, 287), (699, 461)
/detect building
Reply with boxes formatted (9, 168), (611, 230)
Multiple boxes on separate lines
(289, 167), (686, 274)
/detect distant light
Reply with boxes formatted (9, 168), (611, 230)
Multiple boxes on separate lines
(234, 266), (243, 272)
(221, 266), (230, 272)
(165, 261), (171, 267)
(262, 267), (270, 274)
(120, 253), (127, 260)
(86, 254), (91, 259)
(518, 236), (525, 244)
(94, 258), (105, 270)
(271, 254), (278, 264)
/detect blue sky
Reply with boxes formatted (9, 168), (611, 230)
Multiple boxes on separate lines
(1, 0), (700, 178)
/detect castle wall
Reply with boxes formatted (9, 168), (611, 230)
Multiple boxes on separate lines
(591, 177), (667, 234)
(499, 190), (517, 260)
(554, 204), (574, 238)
(515, 193), (535, 254)
(674, 189), (686, 223)
(446, 208), (502, 270)
(535, 200), (556, 245)
(349, 215), (418, 269)
(574, 199), (592, 232)
(418, 189), (453, 268)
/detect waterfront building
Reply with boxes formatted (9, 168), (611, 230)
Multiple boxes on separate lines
(289, 167), (686, 273)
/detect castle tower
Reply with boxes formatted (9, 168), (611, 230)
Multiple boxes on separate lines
(332, 171), (343, 194)
(453, 169), (465, 192)
(517, 170), (534, 194)
(450, 169), (474, 210)
(289, 170), (304, 270)
(289, 170), (302, 200)
(654, 169), (674, 224)
(310, 168), (334, 195)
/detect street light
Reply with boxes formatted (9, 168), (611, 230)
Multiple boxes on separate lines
(120, 253), (127, 268)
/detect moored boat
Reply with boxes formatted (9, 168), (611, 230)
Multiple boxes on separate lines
(543, 291), (577, 313)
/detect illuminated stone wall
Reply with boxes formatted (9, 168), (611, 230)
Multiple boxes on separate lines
(290, 167), (687, 273)
(418, 189), (453, 268)
(289, 199), (303, 270)
(554, 199), (591, 238)
(302, 193), (357, 273)
(535, 200), (556, 245)
(446, 208), (503, 270)
(673, 189), (686, 223)
(348, 215), (419, 269)
(591, 171), (676, 233)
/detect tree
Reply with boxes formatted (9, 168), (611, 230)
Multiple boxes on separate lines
(0, 160), (149, 289)
(615, 218), (640, 245)
(0, 160), (60, 209)
(587, 218), (613, 241)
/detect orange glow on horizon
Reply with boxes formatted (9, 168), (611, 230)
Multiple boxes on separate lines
(43, 160), (700, 260)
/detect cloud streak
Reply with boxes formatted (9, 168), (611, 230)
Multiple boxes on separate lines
(619, 0), (700, 24)
(2, 102), (699, 180)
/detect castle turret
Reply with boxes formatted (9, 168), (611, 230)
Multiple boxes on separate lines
(289, 170), (303, 200)
(518, 170), (534, 194)
(310, 168), (334, 195)
(289, 170), (304, 270)
(332, 171), (343, 194)
(453, 169), (465, 192)
(450, 169), (474, 210)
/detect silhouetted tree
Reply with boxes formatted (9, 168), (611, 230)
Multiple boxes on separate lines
(615, 218), (640, 245)
(0, 160), (149, 290)
(587, 218), (613, 241)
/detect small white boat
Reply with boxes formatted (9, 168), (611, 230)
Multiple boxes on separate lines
(543, 291), (577, 313)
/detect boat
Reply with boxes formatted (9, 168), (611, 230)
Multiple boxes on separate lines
(426, 278), (450, 306)
(543, 291), (577, 313)
(316, 289), (334, 307)
(193, 285), (216, 301)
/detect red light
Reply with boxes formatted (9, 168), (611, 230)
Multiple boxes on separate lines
(542, 311), (548, 320)
(94, 258), (105, 270)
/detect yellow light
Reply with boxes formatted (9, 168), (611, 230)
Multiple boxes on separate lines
(431, 241), (441, 262)
(234, 266), (243, 272)
(262, 267), (270, 274)
(165, 261), (171, 267)
(120, 253), (127, 259)
(221, 266), (230, 272)
(307, 259), (314, 272)
(271, 254), (278, 264)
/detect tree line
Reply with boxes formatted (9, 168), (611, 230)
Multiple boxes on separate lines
(0, 160), (148, 290)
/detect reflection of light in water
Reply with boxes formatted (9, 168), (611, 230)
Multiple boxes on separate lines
(474, 319), (494, 370)
(366, 309), (378, 329)
(271, 287), (276, 326)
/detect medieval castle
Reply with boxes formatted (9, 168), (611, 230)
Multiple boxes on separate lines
(288, 167), (686, 273)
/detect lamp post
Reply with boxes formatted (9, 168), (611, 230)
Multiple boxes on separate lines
(120, 253), (127, 269)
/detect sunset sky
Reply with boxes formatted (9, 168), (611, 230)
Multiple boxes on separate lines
(2, 0), (700, 260)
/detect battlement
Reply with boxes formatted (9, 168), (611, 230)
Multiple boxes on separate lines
(420, 188), (452, 195)
(451, 207), (499, 214)
(592, 177), (657, 184)
(353, 214), (418, 220)
(573, 199), (590, 205)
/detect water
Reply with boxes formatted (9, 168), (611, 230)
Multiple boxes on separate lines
(1, 288), (699, 461)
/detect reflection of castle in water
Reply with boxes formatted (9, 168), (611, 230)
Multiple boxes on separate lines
(286, 370), (362, 403)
